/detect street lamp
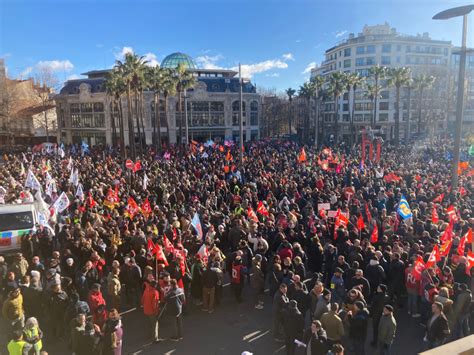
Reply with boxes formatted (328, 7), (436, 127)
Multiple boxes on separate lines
(433, 5), (474, 188)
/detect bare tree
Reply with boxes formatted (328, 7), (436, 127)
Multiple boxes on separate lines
(34, 67), (59, 143)
(0, 79), (21, 145)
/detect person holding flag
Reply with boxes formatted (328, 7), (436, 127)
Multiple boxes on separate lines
(397, 195), (412, 220)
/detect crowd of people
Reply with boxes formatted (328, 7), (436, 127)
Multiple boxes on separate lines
(0, 138), (472, 355)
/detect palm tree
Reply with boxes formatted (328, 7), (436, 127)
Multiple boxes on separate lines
(404, 79), (414, 141)
(345, 72), (365, 145)
(115, 53), (148, 159)
(148, 65), (165, 151)
(285, 88), (296, 135)
(160, 69), (177, 146)
(172, 63), (196, 144)
(413, 74), (435, 134)
(368, 65), (387, 129)
(310, 76), (324, 146)
(105, 70), (126, 157)
(387, 67), (411, 146)
(298, 81), (314, 143)
(366, 83), (382, 131)
(327, 71), (347, 143)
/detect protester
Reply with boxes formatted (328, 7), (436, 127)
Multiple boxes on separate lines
(377, 305), (397, 355)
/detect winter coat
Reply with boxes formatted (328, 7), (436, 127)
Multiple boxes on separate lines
(272, 290), (289, 316)
(313, 296), (330, 321)
(165, 287), (185, 317)
(454, 289), (472, 321)
(427, 313), (450, 344)
(87, 290), (106, 315)
(107, 274), (121, 297)
(282, 307), (304, 339)
(320, 310), (344, 341)
(303, 328), (328, 355)
(365, 261), (386, 291)
(348, 309), (370, 339)
(141, 283), (160, 316)
(378, 313), (397, 345)
(2, 293), (23, 321)
(370, 292), (391, 322)
(250, 262), (264, 290)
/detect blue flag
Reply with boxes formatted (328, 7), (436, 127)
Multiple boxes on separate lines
(191, 213), (203, 240)
(397, 195), (412, 219)
(81, 141), (89, 153)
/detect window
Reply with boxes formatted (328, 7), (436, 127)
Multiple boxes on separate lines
(379, 102), (389, 110)
(324, 103), (335, 111)
(70, 102), (105, 128)
(343, 92), (349, 100)
(406, 45), (411, 53)
(232, 101), (246, 126)
(355, 69), (369, 77)
(70, 103), (80, 113)
(344, 59), (351, 68)
(356, 58), (365, 66)
(339, 62), (341, 68)
(81, 103), (93, 113)
(382, 44), (391, 53)
(342, 114), (350, 122)
(344, 48), (351, 57)
(396, 56), (401, 64)
(355, 91), (366, 100)
(356, 46), (365, 55)
(343, 103), (349, 111)
(0, 211), (34, 232)
(366, 45), (375, 54)
(366, 57), (376, 65)
(250, 101), (258, 126)
(354, 114), (363, 122)
(378, 113), (389, 121)
(381, 56), (391, 65)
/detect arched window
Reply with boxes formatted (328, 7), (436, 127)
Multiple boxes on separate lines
(232, 101), (246, 126)
(250, 100), (258, 126)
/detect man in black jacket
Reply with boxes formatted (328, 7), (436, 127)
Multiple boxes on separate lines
(426, 301), (450, 349)
(369, 284), (390, 346)
(365, 257), (386, 299)
(351, 269), (371, 300)
(283, 300), (304, 355)
(165, 279), (185, 341)
(303, 320), (328, 355)
(348, 301), (370, 355)
(201, 266), (218, 313)
(272, 283), (289, 342)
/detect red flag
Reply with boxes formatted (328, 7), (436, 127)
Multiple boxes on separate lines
(256, 201), (269, 216)
(357, 215), (365, 231)
(425, 245), (440, 269)
(446, 205), (457, 221)
(147, 239), (156, 255)
(412, 256), (425, 281)
(133, 160), (141, 173)
(218, 145), (225, 153)
(466, 251), (474, 275)
(319, 208), (327, 219)
(432, 193), (444, 203)
(439, 239), (452, 257)
(225, 150), (233, 161)
(370, 226), (378, 243)
(87, 192), (96, 208)
(458, 235), (467, 256)
(338, 213), (349, 228)
(298, 148), (307, 163)
(440, 219), (454, 242)
(104, 187), (119, 209)
(140, 198), (152, 216)
(126, 197), (139, 219)
(365, 204), (372, 223)
(163, 235), (175, 254)
(431, 206), (439, 224)
(459, 186), (467, 197)
(172, 227), (178, 240)
(465, 228), (473, 244)
(154, 242), (169, 266)
(247, 207), (259, 223)
(125, 159), (134, 170)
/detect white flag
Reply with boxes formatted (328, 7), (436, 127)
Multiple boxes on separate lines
(143, 173), (149, 190)
(25, 169), (42, 191)
(67, 156), (73, 171)
(20, 163), (25, 177)
(45, 171), (53, 183)
(58, 147), (65, 158)
(38, 212), (55, 235)
(76, 183), (84, 201)
(34, 190), (50, 219)
(53, 192), (70, 213)
(69, 168), (79, 187)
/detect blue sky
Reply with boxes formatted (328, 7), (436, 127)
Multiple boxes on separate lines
(1, 0), (474, 91)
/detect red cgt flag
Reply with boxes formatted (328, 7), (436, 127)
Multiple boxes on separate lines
(370, 226), (379, 243)
(357, 214), (365, 231)
(247, 207), (259, 223)
(431, 206), (439, 224)
(465, 228), (473, 244)
(458, 235), (467, 256)
(298, 148), (307, 163)
(140, 197), (152, 216)
(126, 197), (139, 219)
(257, 201), (269, 216)
(425, 245), (440, 269)
(466, 251), (474, 275)
(432, 193), (444, 203)
(439, 239), (453, 257)
(133, 160), (142, 173)
(412, 256), (425, 281)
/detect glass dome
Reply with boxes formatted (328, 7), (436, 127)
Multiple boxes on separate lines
(161, 52), (197, 69)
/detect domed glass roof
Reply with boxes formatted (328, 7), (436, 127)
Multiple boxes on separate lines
(161, 52), (197, 69)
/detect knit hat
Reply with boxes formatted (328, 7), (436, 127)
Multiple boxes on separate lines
(384, 304), (394, 312)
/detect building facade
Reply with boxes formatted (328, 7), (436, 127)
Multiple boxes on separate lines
(55, 53), (261, 146)
(311, 23), (473, 141)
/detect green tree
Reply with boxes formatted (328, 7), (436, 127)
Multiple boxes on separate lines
(172, 63), (196, 144)
(160, 68), (177, 146)
(327, 71), (347, 143)
(368, 65), (387, 129)
(148, 65), (165, 151)
(310, 76), (324, 146)
(105, 69), (126, 157)
(387, 67), (411, 146)
(345, 72), (365, 145)
(413, 74), (435, 134)
(298, 81), (315, 143)
(285, 87), (296, 135)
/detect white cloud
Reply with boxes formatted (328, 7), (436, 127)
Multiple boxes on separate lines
(295, 39), (302, 43)
(335, 30), (348, 38)
(195, 55), (224, 69)
(266, 73), (280, 78)
(282, 53), (295, 61)
(302, 62), (316, 74)
(233, 59), (288, 78)
(19, 67), (33, 78)
(143, 52), (160, 67)
(114, 46), (134, 60)
(36, 60), (74, 72)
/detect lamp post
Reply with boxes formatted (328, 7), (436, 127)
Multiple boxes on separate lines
(239, 63), (244, 161)
(433, 5), (474, 188)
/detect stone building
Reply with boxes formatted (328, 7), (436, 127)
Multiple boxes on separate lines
(55, 52), (261, 146)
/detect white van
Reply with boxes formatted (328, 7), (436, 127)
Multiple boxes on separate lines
(0, 204), (38, 253)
